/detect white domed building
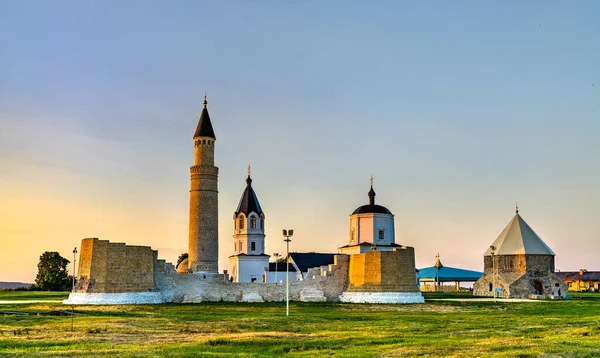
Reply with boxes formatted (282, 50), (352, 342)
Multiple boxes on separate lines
(340, 180), (403, 254)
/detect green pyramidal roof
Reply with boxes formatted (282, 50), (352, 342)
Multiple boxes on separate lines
(484, 213), (555, 256)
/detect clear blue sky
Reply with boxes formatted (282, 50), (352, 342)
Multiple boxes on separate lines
(1, 1), (598, 282)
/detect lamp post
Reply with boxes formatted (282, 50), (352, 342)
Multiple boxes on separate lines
(71, 247), (77, 332)
(72, 247), (78, 291)
(490, 245), (496, 302)
(434, 253), (440, 293)
(274, 253), (280, 283)
(283, 229), (293, 316)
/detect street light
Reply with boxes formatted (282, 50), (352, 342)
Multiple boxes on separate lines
(490, 245), (496, 302)
(274, 253), (280, 283)
(434, 253), (442, 293)
(283, 229), (294, 316)
(71, 247), (77, 332)
(72, 247), (78, 291)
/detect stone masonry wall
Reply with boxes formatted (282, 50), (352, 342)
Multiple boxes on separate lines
(155, 254), (351, 303)
(72, 238), (424, 303)
(75, 238), (157, 293)
(475, 254), (566, 298)
(346, 248), (419, 293)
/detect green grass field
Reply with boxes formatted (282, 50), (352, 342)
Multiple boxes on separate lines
(1, 291), (599, 357)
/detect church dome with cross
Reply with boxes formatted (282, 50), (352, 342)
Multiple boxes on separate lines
(340, 177), (399, 255)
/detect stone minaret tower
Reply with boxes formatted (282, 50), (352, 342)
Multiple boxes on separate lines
(188, 95), (219, 273)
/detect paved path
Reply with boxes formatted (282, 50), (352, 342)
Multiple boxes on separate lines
(427, 298), (543, 302)
(0, 300), (63, 304)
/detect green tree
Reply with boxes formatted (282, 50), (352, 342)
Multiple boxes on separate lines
(176, 253), (188, 268)
(35, 251), (72, 291)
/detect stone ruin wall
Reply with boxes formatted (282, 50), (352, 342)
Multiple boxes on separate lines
(156, 255), (351, 303)
(75, 238), (157, 293)
(72, 237), (424, 303)
(347, 248), (419, 293)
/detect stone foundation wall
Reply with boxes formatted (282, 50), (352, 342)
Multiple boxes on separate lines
(75, 238), (157, 293)
(346, 248), (419, 293)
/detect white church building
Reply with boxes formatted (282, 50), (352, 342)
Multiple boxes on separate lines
(228, 169), (270, 282)
(339, 178), (403, 254)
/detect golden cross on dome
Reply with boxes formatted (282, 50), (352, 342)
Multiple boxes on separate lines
(370, 175), (374, 187)
(248, 164), (251, 176)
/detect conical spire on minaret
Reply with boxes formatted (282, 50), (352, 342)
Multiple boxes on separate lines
(368, 175), (376, 205)
(194, 93), (216, 139)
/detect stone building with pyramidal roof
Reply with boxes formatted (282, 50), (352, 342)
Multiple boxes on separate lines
(473, 205), (567, 298)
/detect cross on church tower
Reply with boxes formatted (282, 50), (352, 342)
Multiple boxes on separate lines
(370, 175), (374, 187)
(248, 164), (251, 176)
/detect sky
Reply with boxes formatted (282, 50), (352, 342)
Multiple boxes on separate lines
(1, 1), (598, 283)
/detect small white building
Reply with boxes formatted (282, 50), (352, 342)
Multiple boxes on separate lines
(265, 262), (300, 283)
(229, 171), (269, 282)
(340, 180), (403, 254)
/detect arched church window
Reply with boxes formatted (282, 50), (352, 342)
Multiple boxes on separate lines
(239, 217), (244, 230)
(378, 229), (385, 240)
(260, 218), (264, 229)
(251, 242), (256, 251)
(250, 217), (257, 229)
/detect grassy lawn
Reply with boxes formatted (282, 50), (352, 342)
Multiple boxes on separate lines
(1, 291), (599, 357)
(0, 291), (69, 301)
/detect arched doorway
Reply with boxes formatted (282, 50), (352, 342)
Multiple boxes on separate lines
(532, 280), (543, 295)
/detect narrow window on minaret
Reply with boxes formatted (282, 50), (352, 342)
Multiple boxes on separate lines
(251, 242), (256, 251)
(250, 217), (256, 229)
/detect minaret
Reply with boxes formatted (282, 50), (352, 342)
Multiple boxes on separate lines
(188, 95), (219, 273)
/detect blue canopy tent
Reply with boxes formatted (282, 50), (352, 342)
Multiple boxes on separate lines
(418, 257), (483, 292)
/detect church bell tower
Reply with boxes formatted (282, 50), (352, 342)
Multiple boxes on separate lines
(229, 166), (269, 282)
(188, 95), (219, 273)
